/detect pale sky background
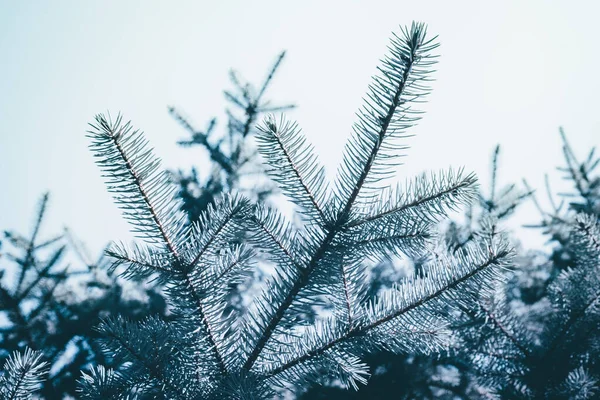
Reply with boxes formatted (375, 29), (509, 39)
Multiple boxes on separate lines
(0, 1), (598, 257)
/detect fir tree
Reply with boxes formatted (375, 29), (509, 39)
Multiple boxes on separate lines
(0, 194), (166, 398)
(170, 52), (294, 222)
(81, 23), (512, 398)
(451, 132), (600, 399)
(0, 194), (78, 398)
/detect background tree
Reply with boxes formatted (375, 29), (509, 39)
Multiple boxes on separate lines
(0, 194), (166, 398)
(169, 52), (294, 222)
(465, 131), (600, 399)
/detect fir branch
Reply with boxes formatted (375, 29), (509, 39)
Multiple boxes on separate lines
(184, 195), (250, 273)
(241, 23), (448, 375)
(545, 284), (600, 359)
(256, 51), (287, 102)
(559, 127), (590, 204)
(341, 259), (354, 327)
(0, 348), (48, 400)
(208, 244), (254, 286)
(557, 367), (598, 399)
(351, 215), (432, 260)
(489, 145), (501, 207)
(573, 214), (600, 254)
(347, 170), (477, 229)
(87, 113), (185, 256)
(170, 108), (234, 174)
(77, 366), (129, 400)
(171, 51), (294, 222)
(88, 113), (229, 375)
(16, 245), (66, 302)
(256, 115), (328, 224)
(96, 317), (187, 399)
(241, 226), (338, 372)
(15, 193), (49, 294)
(334, 22), (439, 216)
(106, 243), (175, 282)
(247, 205), (304, 272)
(265, 244), (510, 378)
(479, 303), (529, 357)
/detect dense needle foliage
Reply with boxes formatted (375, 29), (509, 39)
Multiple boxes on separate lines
(1, 21), (598, 400)
(0, 195), (166, 398)
(77, 23), (513, 398)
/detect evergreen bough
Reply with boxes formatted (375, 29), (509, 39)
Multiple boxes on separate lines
(0, 348), (48, 400)
(81, 23), (513, 398)
(300, 144), (534, 399)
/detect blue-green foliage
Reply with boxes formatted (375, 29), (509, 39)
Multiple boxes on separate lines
(0, 194), (167, 398)
(0, 348), (48, 400)
(171, 52), (295, 222)
(1, 21), (596, 400)
(455, 135), (600, 399)
(80, 23), (509, 398)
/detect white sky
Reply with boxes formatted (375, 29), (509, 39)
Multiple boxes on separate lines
(0, 1), (598, 255)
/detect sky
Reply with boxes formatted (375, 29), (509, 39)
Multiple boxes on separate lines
(0, 0), (598, 256)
